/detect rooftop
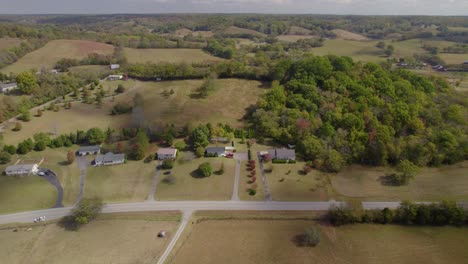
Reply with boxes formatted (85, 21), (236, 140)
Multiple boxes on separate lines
(95, 152), (125, 163)
(78, 145), (101, 152)
(5, 163), (37, 171)
(158, 148), (177, 155)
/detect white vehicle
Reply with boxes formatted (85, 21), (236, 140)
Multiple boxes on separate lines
(38, 172), (45, 176)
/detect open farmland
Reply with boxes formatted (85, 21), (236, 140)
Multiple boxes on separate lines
(0, 37), (22, 50)
(172, 216), (468, 264)
(124, 48), (222, 64)
(332, 161), (468, 201)
(276, 35), (318, 42)
(310, 39), (385, 62)
(0, 212), (179, 264)
(286, 26), (313, 35)
(332, 29), (368, 40)
(223, 26), (266, 37)
(173, 28), (214, 37)
(1, 40), (114, 74)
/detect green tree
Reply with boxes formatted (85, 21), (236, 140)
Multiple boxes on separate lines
(19, 108), (31, 122)
(86, 128), (105, 145)
(391, 159), (418, 185)
(298, 227), (321, 247)
(195, 146), (205, 158)
(115, 84), (125, 93)
(64, 197), (103, 230)
(197, 162), (213, 177)
(376, 41), (386, 49)
(13, 122), (22, 131)
(0, 151), (11, 164)
(16, 71), (38, 95)
(161, 159), (174, 169)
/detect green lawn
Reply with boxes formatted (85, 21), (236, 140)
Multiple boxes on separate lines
(310, 39), (386, 62)
(1, 39), (114, 74)
(239, 160), (265, 201)
(85, 160), (155, 202)
(156, 157), (235, 200)
(124, 48), (223, 64)
(332, 161), (468, 201)
(265, 161), (334, 201)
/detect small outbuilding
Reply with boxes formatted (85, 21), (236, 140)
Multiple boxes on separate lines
(206, 147), (227, 157)
(157, 148), (177, 160)
(94, 152), (125, 166)
(5, 164), (39, 176)
(110, 64), (120, 70)
(77, 145), (101, 156)
(107, 75), (123, 81)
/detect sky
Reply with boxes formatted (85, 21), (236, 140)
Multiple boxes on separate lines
(0, 0), (467, 15)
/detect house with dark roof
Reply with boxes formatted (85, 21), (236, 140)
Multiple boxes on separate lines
(0, 82), (18, 93)
(77, 145), (101, 156)
(267, 148), (296, 161)
(206, 147), (228, 157)
(94, 152), (125, 166)
(157, 148), (177, 160)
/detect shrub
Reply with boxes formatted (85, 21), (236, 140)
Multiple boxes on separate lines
(250, 176), (257, 183)
(328, 206), (359, 226)
(248, 189), (257, 196)
(297, 227), (320, 247)
(303, 165), (312, 174)
(162, 174), (176, 185)
(0, 151), (11, 164)
(3, 145), (16, 155)
(36, 109), (42, 117)
(195, 147), (205, 158)
(161, 159), (174, 169)
(67, 150), (76, 165)
(13, 122), (22, 131)
(174, 141), (187, 151)
(115, 84), (125, 93)
(19, 109), (31, 122)
(144, 154), (155, 163)
(197, 162), (213, 177)
(111, 102), (132, 115)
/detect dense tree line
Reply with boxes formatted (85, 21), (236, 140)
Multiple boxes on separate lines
(251, 55), (467, 172)
(329, 201), (466, 226)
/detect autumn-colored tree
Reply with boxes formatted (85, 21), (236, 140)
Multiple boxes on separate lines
(67, 150), (76, 164)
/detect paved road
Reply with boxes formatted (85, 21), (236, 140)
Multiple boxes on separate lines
(75, 156), (89, 204)
(231, 160), (241, 201)
(257, 154), (272, 201)
(156, 210), (192, 264)
(0, 200), (346, 225)
(148, 161), (162, 201)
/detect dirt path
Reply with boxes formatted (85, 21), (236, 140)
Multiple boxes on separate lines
(75, 156), (89, 204)
(257, 153), (272, 202)
(148, 160), (162, 201)
(156, 210), (193, 264)
(40, 169), (64, 208)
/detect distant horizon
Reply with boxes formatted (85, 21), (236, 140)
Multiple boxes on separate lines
(0, 0), (467, 16)
(0, 13), (468, 17)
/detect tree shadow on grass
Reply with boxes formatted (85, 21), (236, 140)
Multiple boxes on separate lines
(57, 161), (70, 166)
(190, 170), (207, 179)
(57, 216), (79, 231)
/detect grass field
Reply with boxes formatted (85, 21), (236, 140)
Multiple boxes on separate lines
(118, 79), (266, 127)
(0, 174), (56, 214)
(68, 65), (111, 75)
(2, 79), (264, 146)
(265, 162), (333, 201)
(173, 28), (214, 38)
(224, 26), (266, 37)
(85, 160), (155, 202)
(1, 39), (114, 74)
(448, 26), (468, 32)
(0, 37), (22, 51)
(332, 161), (468, 201)
(332, 29), (368, 40)
(0, 212), (179, 264)
(310, 39), (386, 62)
(124, 48), (222, 64)
(276, 35), (318, 42)
(239, 160), (266, 201)
(286, 26), (313, 35)
(156, 157), (235, 200)
(439, 53), (468, 64)
(172, 217), (468, 264)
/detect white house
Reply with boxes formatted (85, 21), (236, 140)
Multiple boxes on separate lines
(77, 145), (101, 156)
(0, 82), (18, 93)
(107, 75), (123, 81)
(157, 148), (177, 160)
(94, 152), (125, 166)
(5, 164), (39, 176)
(110, 64), (120, 70)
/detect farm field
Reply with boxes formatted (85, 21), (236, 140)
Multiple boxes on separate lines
(0, 37), (22, 50)
(276, 35), (317, 42)
(223, 26), (266, 37)
(0, 212), (180, 264)
(439, 53), (468, 64)
(117, 79), (266, 127)
(265, 162), (333, 201)
(172, 217), (468, 264)
(332, 29), (368, 40)
(310, 39), (386, 62)
(85, 160), (155, 202)
(68, 65), (111, 75)
(156, 156), (235, 201)
(332, 161), (468, 201)
(173, 28), (214, 37)
(124, 48), (222, 64)
(1, 40), (114, 74)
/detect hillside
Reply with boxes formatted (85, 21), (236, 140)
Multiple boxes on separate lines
(1, 40), (114, 74)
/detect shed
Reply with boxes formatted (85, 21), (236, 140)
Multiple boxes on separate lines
(157, 148), (177, 160)
(110, 64), (120, 70)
